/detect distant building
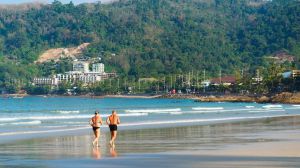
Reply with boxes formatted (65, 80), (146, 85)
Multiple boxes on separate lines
(282, 70), (300, 78)
(210, 76), (236, 86)
(33, 77), (58, 86)
(292, 70), (300, 78)
(33, 60), (116, 86)
(56, 71), (102, 84)
(73, 61), (89, 73)
(92, 63), (105, 73)
(78, 74), (102, 83)
(201, 80), (210, 87)
(252, 77), (263, 83)
(99, 72), (117, 80)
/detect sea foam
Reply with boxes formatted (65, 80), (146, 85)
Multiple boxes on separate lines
(0, 113), (148, 122)
(53, 110), (80, 114)
(192, 107), (224, 110)
(125, 108), (181, 113)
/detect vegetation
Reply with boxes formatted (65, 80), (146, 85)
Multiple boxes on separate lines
(0, 0), (300, 94)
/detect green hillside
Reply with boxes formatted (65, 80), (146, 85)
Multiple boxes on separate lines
(0, 0), (300, 92)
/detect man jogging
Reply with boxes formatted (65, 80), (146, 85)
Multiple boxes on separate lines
(106, 110), (120, 148)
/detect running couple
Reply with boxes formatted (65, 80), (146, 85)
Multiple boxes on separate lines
(89, 110), (120, 147)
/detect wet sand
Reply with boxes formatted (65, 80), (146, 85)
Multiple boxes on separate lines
(0, 116), (300, 168)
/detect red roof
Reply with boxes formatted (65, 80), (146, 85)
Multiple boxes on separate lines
(210, 76), (236, 84)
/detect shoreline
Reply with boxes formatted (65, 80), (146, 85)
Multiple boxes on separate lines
(159, 92), (300, 104)
(0, 93), (162, 99)
(1, 92), (300, 104)
(195, 92), (300, 104)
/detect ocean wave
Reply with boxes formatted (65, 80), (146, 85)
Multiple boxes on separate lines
(170, 112), (183, 115)
(264, 109), (286, 112)
(262, 105), (283, 109)
(286, 107), (300, 110)
(12, 120), (42, 125)
(118, 113), (148, 117)
(185, 108), (250, 114)
(0, 118), (19, 122)
(52, 110), (80, 114)
(0, 115), (91, 122)
(0, 120), (41, 126)
(248, 109), (285, 113)
(246, 106), (255, 108)
(153, 108), (285, 114)
(0, 113), (147, 122)
(125, 108), (181, 113)
(192, 107), (224, 110)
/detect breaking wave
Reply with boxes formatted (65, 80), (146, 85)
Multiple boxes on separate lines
(125, 108), (181, 113)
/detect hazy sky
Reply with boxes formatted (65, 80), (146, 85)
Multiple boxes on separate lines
(0, 0), (112, 5)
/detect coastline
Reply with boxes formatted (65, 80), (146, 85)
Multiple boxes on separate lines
(104, 94), (162, 99)
(2, 91), (300, 104)
(159, 92), (300, 104)
(195, 92), (300, 104)
(0, 93), (161, 99)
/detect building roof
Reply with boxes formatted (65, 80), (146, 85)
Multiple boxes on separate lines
(210, 76), (236, 84)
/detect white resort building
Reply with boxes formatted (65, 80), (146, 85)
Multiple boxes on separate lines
(33, 77), (59, 86)
(33, 61), (116, 86)
(92, 63), (105, 73)
(73, 61), (89, 73)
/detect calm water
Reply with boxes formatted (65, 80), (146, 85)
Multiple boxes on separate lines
(0, 96), (300, 137)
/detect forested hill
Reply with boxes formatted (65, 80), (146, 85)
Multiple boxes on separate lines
(0, 0), (300, 85)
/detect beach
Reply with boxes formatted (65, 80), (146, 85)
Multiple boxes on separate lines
(1, 97), (300, 167)
(1, 116), (300, 168)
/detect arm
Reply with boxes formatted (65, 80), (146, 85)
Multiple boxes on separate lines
(106, 117), (110, 125)
(99, 117), (103, 125)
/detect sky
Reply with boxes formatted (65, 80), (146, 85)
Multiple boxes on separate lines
(0, 0), (112, 5)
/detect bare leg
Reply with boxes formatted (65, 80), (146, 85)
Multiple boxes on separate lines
(95, 129), (100, 147)
(92, 130), (97, 146)
(93, 129), (100, 147)
(109, 131), (114, 146)
(111, 131), (117, 147)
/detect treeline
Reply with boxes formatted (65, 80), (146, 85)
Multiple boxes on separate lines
(25, 65), (300, 96)
(0, 0), (300, 93)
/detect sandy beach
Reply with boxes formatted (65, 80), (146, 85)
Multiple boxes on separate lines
(1, 116), (300, 168)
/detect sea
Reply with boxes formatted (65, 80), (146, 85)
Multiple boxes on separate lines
(1, 96), (300, 139)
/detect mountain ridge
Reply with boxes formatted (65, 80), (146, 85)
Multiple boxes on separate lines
(0, 0), (299, 90)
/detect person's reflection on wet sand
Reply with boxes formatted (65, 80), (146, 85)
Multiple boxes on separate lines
(110, 146), (118, 157)
(92, 147), (101, 159)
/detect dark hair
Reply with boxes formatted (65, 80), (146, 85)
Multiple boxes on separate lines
(95, 110), (99, 115)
